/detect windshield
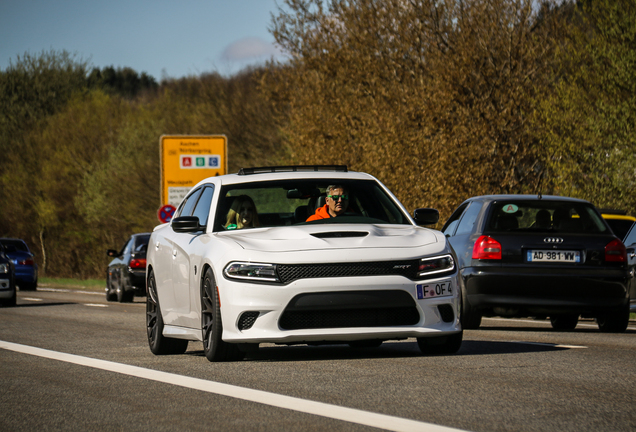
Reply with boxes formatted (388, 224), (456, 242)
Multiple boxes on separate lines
(213, 179), (410, 232)
(485, 200), (609, 234)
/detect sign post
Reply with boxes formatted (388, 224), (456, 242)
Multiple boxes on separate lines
(160, 135), (227, 209)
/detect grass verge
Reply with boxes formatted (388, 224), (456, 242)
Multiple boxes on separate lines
(39, 277), (106, 293)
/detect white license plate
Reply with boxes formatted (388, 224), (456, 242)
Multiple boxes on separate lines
(416, 280), (453, 299)
(527, 250), (580, 263)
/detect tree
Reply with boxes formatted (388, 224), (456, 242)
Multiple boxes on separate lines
(269, 0), (565, 216)
(537, 0), (636, 213)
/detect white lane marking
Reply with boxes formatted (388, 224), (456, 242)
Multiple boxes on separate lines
(508, 341), (587, 349)
(21, 297), (43, 302)
(83, 304), (108, 308)
(36, 287), (103, 295)
(0, 340), (467, 432)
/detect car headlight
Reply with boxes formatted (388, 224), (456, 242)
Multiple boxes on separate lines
(224, 262), (279, 282)
(418, 254), (455, 277)
(0, 263), (8, 274)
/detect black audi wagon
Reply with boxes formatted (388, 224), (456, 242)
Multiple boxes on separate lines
(442, 195), (632, 332)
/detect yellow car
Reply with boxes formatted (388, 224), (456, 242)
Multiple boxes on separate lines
(599, 209), (636, 241)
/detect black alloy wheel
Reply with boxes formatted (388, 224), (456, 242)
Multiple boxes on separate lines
(417, 331), (463, 355)
(201, 268), (244, 362)
(146, 270), (188, 355)
(550, 314), (579, 331)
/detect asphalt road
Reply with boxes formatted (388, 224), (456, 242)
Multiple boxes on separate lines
(1, 286), (635, 432)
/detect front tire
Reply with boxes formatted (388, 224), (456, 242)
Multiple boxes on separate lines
(417, 331), (463, 355)
(461, 287), (482, 329)
(201, 269), (243, 362)
(146, 270), (188, 355)
(116, 272), (134, 303)
(106, 272), (117, 301)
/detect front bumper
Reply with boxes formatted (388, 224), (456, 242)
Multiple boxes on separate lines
(218, 274), (461, 344)
(0, 278), (15, 298)
(462, 265), (630, 316)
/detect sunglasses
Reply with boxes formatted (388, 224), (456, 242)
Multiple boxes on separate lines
(327, 194), (349, 200)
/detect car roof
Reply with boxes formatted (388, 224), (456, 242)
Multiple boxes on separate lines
(465, 194), (591, 204)
(192, 168), (378, 189)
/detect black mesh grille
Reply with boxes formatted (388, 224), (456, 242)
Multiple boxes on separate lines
(280, 307), (420, 330)
(238, 311), (260, 330)
(279, 290), (420, 330)
(277, 260), (420, 284)
(437, 304), (455, 323)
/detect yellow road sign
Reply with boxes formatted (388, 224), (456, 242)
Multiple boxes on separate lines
(160, 135), (227, 207)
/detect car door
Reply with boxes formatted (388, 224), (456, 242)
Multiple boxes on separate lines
(443, 200), (484, 269)
(168, 185), (215, 329)
(623, 224), (636, 311)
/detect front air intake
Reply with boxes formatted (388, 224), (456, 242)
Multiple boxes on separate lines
(238, 311), (260, 330)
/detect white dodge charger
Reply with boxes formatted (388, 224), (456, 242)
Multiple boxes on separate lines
(146, 166), (462, 361)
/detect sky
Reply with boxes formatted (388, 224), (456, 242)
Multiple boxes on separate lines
(0, 0), (289, 80)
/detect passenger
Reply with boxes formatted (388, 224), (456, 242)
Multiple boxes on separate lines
(225, 195), (261, 230)
(535, 209), (552, 229)
(307, 185), (350, 221)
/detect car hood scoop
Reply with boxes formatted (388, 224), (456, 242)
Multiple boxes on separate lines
(222, 224), (439, 252)
(310, 231), (369, 239)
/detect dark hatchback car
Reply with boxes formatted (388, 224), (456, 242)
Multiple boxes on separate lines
(0, 242), (16, 306)
(442, 195), (631, 332)
(0, 238), (38, 291)
(106, 233), (150, 302)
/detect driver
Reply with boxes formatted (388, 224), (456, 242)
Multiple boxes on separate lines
(306, 185), (350, 221)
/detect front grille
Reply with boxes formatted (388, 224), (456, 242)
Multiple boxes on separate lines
(437, 304), (455, 323)
(279, 290), (420, 330)
(238, 311), (260, 330)
(277, 260), (421, 284)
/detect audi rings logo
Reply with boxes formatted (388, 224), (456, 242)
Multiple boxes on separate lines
(544, 237), (564, 244)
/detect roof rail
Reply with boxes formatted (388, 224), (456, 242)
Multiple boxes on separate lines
(238, 165), (348, 175)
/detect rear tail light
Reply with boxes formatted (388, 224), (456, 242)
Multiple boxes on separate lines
(18, 258), (34, 266)
(472, 235), (502, 260)
(130, 258), (147, 269)
(604, 239), (626, 262)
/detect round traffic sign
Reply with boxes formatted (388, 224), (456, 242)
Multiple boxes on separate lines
(158, 204), (176, 223)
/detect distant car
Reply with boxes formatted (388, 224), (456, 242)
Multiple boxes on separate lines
(106, 233), (151, 302)
(442, 195), (631, 332)
(0, 238), (38, 291)
(598, 209), (635, 242)
(0, 242), (16, 307)
(621, 223), (636, 313)
(146, 166), (461, 361)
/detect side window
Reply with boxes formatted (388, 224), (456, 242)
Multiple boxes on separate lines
(442, 203), (469, 237)
(121, 239), (132, 256)
(624, 224), (636, 247)
(177, 188), (202, 217)
(455, 202), (482, 236)
(192, 186), (215, 226)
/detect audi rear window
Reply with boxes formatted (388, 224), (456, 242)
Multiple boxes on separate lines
(485, 201), (609, 234)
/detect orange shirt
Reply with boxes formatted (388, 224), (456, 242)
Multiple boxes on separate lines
(306, 204), (332, 221)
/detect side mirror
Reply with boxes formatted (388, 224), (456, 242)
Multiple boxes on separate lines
(107, 249), (118, 257)
(413, 208), (439, 226)
(172, 216), (205, 233)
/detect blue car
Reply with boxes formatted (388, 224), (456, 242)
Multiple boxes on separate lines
(0, 242), (16, 306)
(0, 238), (38, 291)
